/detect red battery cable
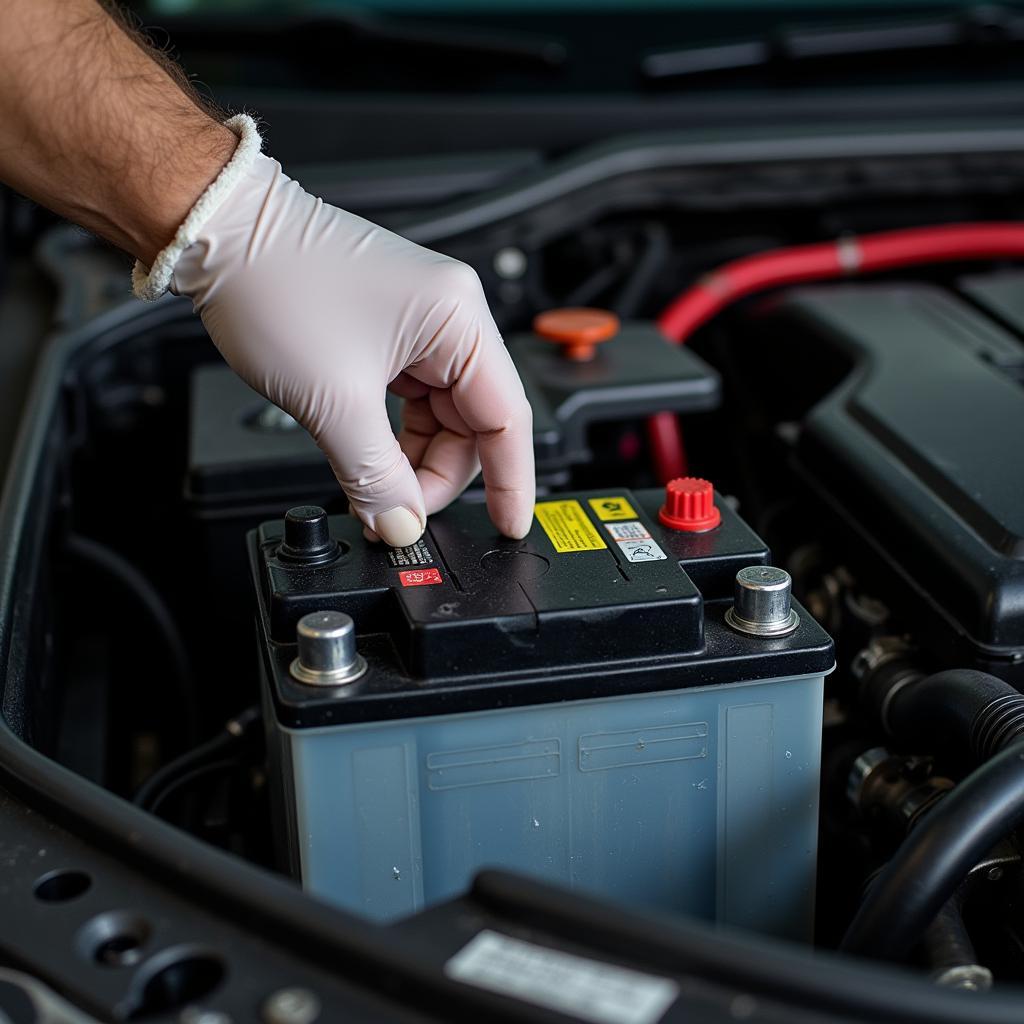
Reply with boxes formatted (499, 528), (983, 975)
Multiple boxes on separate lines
(650, 223), (1024, 481)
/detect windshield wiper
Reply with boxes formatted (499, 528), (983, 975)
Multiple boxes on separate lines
(148, 8), (567, 72)
(642, 3), (1024, 82)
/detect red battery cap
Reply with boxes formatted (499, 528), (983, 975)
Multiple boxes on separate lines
(659, 477), (722, 532)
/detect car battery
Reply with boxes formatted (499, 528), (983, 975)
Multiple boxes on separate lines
(249, 487), (833, 939)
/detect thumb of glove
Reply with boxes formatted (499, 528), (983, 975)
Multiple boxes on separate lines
(315, 400), (426, 548)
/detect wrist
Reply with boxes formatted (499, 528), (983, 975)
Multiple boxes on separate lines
(126, 122), (238, 266)
(132, 114), (264, 301)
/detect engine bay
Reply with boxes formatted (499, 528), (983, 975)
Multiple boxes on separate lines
(5, 120), (1024, 1018)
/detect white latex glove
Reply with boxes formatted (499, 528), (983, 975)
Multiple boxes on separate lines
(145, 133), (534, 548)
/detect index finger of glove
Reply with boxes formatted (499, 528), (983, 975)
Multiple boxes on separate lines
(450, 334), (534, 539)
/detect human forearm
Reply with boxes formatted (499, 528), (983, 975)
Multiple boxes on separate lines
(0, 0), (235, 264)
(0, 0), (536, 544)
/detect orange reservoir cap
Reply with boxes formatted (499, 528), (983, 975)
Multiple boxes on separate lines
(532, 307), (620, 362)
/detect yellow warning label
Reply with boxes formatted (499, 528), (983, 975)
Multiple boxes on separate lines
(588, 496), (637, 522)
(534, 500), (607, 553)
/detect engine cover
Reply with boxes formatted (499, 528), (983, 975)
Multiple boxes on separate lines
(783, 280), (1024, 676)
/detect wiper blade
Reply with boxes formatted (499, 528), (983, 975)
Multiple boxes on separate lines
(642, 3), (1024, 81)
(149, 9), (567, 71)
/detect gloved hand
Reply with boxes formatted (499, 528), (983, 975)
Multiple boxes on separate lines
(148, 132), (534, 548)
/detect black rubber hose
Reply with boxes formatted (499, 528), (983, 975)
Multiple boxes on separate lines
(921, 890), (975, 973)
(148, 759), (241, 818)
(863, 665), (1024, 765)
(133, 706), (260, 811)
(64, 533), (199, 745)
(612, 222), (671, 318)
(841, 736), (1024, 959)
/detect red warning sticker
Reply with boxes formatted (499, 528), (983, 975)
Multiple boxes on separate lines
(399, 568), (443, 587)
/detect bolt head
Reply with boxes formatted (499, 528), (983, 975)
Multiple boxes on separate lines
(263, 988), (321, 1024)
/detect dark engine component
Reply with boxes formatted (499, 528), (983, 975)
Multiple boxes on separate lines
(778, 281), (1024, 680)
(510, 316), (720, 473)
(187, 314), (720, 510)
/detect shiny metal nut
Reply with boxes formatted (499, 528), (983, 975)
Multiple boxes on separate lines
(290, 611), (366, 686)
(725, 565), (800, 638)
(932, 964), (993, 991)
(846, 746), (890, 809)
(263, 988), (322, 1024)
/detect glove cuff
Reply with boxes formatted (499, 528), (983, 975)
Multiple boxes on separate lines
(131, 113), (263, 301)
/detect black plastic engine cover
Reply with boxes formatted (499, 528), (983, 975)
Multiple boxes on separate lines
(783, 282), (1024, 667)
(508, 320), (720, 470)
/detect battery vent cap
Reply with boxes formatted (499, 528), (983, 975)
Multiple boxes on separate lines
(278, 506), (338, 565)
(659, 477), (721, 532)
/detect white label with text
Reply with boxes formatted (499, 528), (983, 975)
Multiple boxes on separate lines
(445, 930), (679, 1024)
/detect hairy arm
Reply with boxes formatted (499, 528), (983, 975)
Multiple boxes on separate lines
(0, 0), (235, 264)
(0, 1), (537, 545)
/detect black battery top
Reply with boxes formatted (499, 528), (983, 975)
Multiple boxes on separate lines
(250, 489), (834, 727)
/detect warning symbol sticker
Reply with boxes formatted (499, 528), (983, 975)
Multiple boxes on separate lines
(605, 521), (651, 541)
(588, 496), (637, 521)
(616, 539), (667, 563)
(387, 539), (433, 568)
(399, 568), (443, 587)
(534, 500), (607, 553)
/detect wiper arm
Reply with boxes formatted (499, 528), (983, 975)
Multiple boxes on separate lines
(642, 3), (1024, 82)
(149, 9), (566, 71)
